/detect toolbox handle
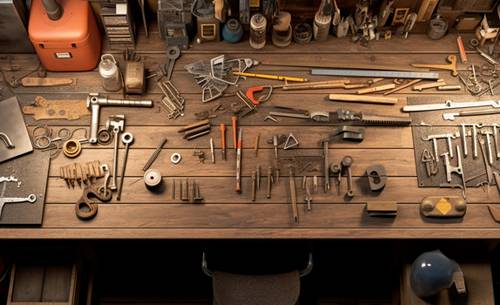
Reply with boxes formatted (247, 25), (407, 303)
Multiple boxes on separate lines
(202, 252), (313, 278)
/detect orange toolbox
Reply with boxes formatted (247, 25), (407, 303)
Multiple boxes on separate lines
(28, 0), (102, 71)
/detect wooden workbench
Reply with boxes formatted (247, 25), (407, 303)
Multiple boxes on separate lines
(1, 33), (500, 239)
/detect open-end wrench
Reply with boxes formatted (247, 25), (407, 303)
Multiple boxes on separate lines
(116, 132), (134, 201)
(341, 156), (354, 198)
(0, 194), (36, 218)
(165, 46), (180, 81)
(99, 164), (111, 197)
(106, 115), (125, 190)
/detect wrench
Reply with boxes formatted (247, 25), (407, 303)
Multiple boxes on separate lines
(99, 164), (111, 198)
(0, 176), (17, 183)
(116, 132), (134, 201)
(0, 194), (36, 218)
(341, 156), (354, 198)
(165, 46), (180, 81)
(106, 115), (125, 190)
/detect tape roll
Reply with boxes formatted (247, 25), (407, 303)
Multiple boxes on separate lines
(144, 169), (163, 188)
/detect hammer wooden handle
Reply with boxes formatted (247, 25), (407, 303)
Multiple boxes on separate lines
(328, 94), (398, 105)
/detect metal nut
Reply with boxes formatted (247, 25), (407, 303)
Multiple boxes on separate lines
(170, 153), (182, 164)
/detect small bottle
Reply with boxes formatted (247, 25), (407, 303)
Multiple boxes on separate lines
(99, 54), (122, 92)
(249, 13), (267, 49)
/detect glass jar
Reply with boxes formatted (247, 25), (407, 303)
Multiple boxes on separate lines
(99, 54), (122, 92)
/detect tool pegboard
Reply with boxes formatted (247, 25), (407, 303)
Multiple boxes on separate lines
(408, 96), (500, 189)
(0, 150), (50, 225)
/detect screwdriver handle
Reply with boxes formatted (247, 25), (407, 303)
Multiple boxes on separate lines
(220, 123), (226, 148)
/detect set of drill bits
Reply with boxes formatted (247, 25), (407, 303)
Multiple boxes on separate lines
(178, 119), (211, 140)
(59, 160), (104, 188)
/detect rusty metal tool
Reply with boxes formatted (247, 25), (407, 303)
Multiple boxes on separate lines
(254, 133), (260, 156)
(323, 140), (330, 193)
(289, 167), (299, 223)
(251, 171), (257, 201)
(235, 128), (242, 193)
(411, 55), (458, 77)
(143, 137), (167, 171)
(304, 177), (312, 211)
(220, 123), (226, 160)
(231, 115), (238, 151)
(178, 119), (210, 133)
(256, 165), (261, 190)
(266, 166), (273, 199)
(330, 163), (341, 194)
(342, 156), (354, 198)
(383, 79), (422, 95)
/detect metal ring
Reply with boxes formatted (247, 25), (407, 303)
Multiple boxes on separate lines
(97, 128), (113, 145)
(170, 153), (182, 164)
(121, 132), (134, 144)
(63, 139), (82, 158)
(32, 125), (51, 138)
(57, 128), (71, 140)
(33, 135), (52, 149)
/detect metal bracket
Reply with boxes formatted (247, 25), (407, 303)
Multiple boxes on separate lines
(0, 132), (14, 149)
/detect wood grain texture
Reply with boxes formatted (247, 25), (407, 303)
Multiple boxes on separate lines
(1, 32), (498, 239)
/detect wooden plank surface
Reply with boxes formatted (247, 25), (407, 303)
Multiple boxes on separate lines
(1, 32), (499, 239)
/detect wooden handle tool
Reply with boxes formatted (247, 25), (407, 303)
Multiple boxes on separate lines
(220, 123), (226, 160)
(231, 116), (238, 151)
(357, 83), (396, 94)
(328, 94), (398, 105)
(21, 77), (74, 87)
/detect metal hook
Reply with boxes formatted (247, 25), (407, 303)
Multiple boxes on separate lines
(0, 132), (14, 149)
(201, 252), (313, 278)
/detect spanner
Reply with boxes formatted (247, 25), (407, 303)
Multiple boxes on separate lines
(116, 132), (134, 201)
(106, 115), (125, 190)
(99, 164), (111, 198)
(165, 46), (180, 81)
(0, 194), (36, 218)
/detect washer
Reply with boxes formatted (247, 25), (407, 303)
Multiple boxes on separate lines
(170, 153), (182, 164)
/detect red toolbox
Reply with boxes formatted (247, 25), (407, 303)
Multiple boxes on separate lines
(28, 0), (101, 71)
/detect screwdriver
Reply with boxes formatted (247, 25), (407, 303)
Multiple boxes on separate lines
(236, 128), (243, 193)
(220, 123), (226, 160)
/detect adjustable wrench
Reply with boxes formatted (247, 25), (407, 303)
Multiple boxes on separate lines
(116, 132), (134, 201)
(0, 194), (36, 218)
